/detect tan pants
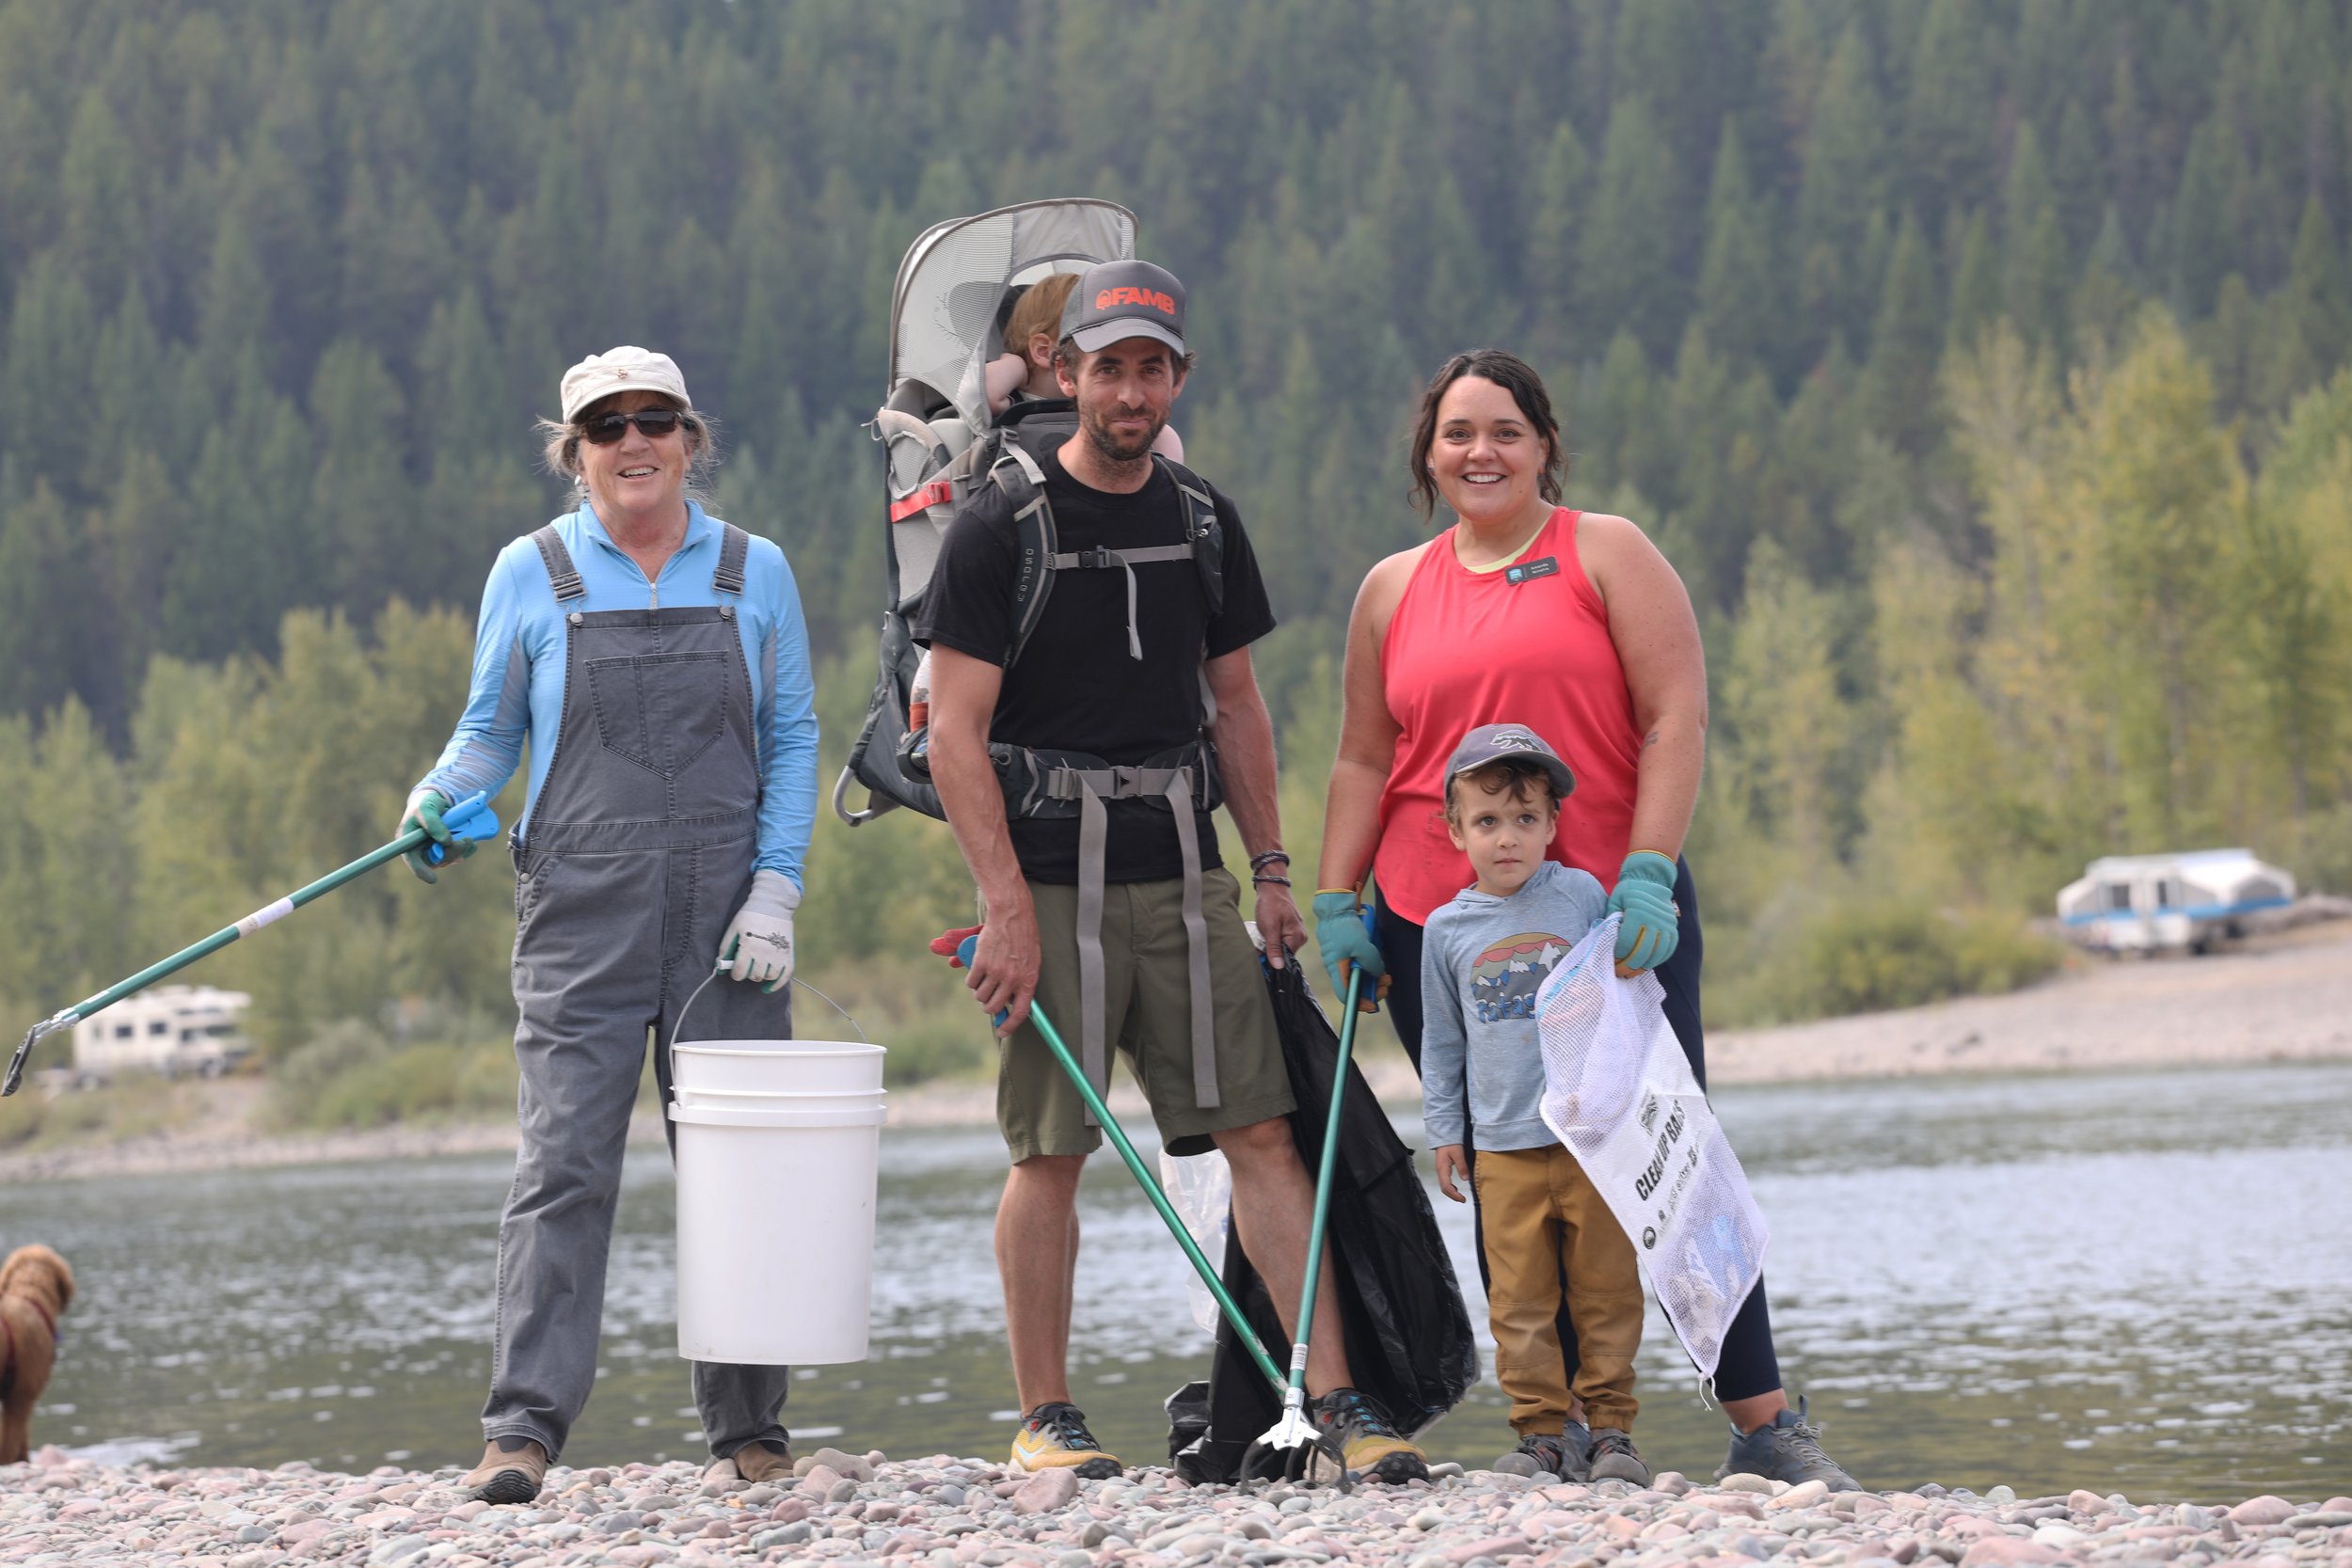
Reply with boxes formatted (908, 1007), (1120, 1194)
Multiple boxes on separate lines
(1474, 1143), (1644, 1434)
(994, 866), (1294, 1164)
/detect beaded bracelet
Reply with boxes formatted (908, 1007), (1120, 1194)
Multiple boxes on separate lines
(1251, 872), (1293, 888)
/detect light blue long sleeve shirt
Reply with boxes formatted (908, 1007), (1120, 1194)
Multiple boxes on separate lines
(415, 500), (819, 888)
(1420, 860), (1609, 1151)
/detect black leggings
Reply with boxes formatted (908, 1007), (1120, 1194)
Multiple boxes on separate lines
(1378, 856), (1784, 1406)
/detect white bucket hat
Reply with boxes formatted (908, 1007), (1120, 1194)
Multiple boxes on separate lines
(559, 346), (691, 423)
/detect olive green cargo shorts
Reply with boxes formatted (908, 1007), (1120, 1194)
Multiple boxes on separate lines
(996, 864), (1295, 1164)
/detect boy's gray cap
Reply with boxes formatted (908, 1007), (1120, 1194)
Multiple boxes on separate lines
(1445, 722), (1576, 801)
(1060, 259), (1187, 355)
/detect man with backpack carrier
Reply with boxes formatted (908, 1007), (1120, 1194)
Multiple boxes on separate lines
(914, 260), (1428, 1482)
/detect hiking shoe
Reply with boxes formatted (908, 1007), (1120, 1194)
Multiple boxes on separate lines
(1009, 1402), (1121, 1479)
(1310, 1386), (1429, 1483)
(1492, 1422), (1589, 1481)
(1587, 1428), (1650, 1486)
(1715, 1398), (1859, 1492)
(731, 1439), (795, 1484)
(463, 1437), (549, 1505)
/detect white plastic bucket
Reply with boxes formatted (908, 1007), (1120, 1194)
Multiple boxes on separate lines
(671, 1084), (891, 1113)
(672, 1039), (884, 1093)
(671, 1096), (886, 1365)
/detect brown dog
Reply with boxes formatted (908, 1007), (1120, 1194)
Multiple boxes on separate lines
(1, 1244), (75, 1465)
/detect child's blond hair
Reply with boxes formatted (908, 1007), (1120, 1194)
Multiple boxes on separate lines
(1004, 273), (1080, 359)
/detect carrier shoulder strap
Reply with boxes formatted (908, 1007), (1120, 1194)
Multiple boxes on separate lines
(532, 524), (586, 604)
(712, 521), (750, 595)
(999, 451), (1227, 665)
(996, 439), (1057, 667)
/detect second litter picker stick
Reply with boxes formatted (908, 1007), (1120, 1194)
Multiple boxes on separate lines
(948, 931), (1286, 1392)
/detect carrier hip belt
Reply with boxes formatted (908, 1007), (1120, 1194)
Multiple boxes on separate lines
(1030, 750), (1220, 1122)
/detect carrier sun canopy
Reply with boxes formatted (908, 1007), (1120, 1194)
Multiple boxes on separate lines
(887, 199), (1137, 435)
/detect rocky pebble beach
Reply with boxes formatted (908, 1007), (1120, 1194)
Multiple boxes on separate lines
(6, 1443), (2348, 1568)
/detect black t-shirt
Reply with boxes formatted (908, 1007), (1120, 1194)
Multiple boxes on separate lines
(914, 447), (1277, 883)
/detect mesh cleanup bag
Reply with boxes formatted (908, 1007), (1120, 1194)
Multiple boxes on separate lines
(1534, 914), (1769, 1381)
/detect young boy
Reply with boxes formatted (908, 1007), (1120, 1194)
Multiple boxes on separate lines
(1420, 722), (1650, 1485)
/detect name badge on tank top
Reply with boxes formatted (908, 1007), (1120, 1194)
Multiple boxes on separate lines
(1504, 556), (1560, 586)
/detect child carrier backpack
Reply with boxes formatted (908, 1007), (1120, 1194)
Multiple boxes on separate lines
(835, 198), (1224, 829)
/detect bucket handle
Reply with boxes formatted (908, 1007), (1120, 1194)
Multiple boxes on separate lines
(668, 961), (873, 1094)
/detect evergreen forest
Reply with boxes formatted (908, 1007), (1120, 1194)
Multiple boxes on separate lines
(5, 0), (2352, 1107)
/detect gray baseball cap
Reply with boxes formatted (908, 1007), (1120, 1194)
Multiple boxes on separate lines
(1444, 722), (1576, 803)
(1060, 259), (1187, 355)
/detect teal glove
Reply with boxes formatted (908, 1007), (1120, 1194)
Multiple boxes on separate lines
(401, 788), (475, 885)
(1311, 889), (1387, 1014)
(1607, 851), (1680, 974)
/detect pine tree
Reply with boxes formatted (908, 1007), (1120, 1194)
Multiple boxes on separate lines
(2168, 120), (2234, 318)
(1903, 0), (1999, 232)
(2, 252), (98, 499)
(1947, 209), (1999, 352)
(2005, 206), (2071, 355)
(1795, 24), (1888, 355)
(1696, 119), (1780, 374)
(56, 87), (138, 314)
(307, 340), (416, 616)
(1578, 95), (1684, 360)
(1522, 119), (1590, 365)
(1864, 213), (1944, 453)
(2050, 101), (2105, 256)
(2259, 196), (2351, 407)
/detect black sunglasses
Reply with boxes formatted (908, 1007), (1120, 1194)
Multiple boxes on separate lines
(580, 407), (687, 444)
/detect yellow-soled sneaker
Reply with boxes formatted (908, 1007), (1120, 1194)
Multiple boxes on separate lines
(1009, 1402), (1122, 1480)
(1311, 1386), (1429, 1483)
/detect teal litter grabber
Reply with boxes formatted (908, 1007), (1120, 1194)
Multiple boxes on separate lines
(946, 931), (1290, 1393)
(1247, 960), (1365, 1472)
(3, 790), (501, 1097)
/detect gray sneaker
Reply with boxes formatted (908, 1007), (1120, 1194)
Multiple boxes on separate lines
(1492, 1420), (1590, 1481)
(1715, 1398), (1859, 1492)
(1587, 1428), (1650, 1486)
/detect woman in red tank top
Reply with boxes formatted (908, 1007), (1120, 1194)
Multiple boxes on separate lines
(1311, 349), (1857, 1486)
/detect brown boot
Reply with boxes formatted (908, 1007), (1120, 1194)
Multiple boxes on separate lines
(463, 1437), (549, 1505)
(731, 1440), (795, 1484)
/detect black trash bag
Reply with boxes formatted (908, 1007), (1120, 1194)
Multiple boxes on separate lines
(1168, 958), (1479, 1482)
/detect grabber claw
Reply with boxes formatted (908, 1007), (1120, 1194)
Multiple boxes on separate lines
(1237, 1383), (1354, 1492)
(4, 1009), (75, 1098)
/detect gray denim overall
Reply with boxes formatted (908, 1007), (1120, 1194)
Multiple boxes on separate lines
(481, 521), (795, 1463)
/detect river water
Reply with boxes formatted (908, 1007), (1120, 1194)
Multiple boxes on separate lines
(8, 1061), (2348, 1502)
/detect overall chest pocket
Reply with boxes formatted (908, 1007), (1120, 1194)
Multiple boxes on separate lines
(586, 651), (730, 778)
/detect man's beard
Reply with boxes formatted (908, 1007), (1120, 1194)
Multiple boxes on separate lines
(1079, 403), (1162, 465)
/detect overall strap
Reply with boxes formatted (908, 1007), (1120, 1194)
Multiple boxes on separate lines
(712, 522), (751, 595)
(532, 525), (586, 604)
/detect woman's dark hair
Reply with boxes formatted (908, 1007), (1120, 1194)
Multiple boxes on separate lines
(1406, 348), (1565, 518)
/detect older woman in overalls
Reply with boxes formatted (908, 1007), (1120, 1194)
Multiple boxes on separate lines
(402, 347), (819, 1502)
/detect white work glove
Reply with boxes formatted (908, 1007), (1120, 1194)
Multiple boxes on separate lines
(721, 869), (801, 992)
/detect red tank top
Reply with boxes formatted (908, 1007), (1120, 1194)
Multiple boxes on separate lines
(1375, 508), (1642, 924)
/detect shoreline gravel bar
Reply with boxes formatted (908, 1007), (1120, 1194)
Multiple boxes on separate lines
(7, 1444), (2349, 1568)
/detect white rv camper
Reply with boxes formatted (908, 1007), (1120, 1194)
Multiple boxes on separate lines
(2055, 849), (2295, 954)
(72, 985), (252, 1083)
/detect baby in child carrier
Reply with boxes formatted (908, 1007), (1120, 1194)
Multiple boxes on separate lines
(983, 272), (1185, 461)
